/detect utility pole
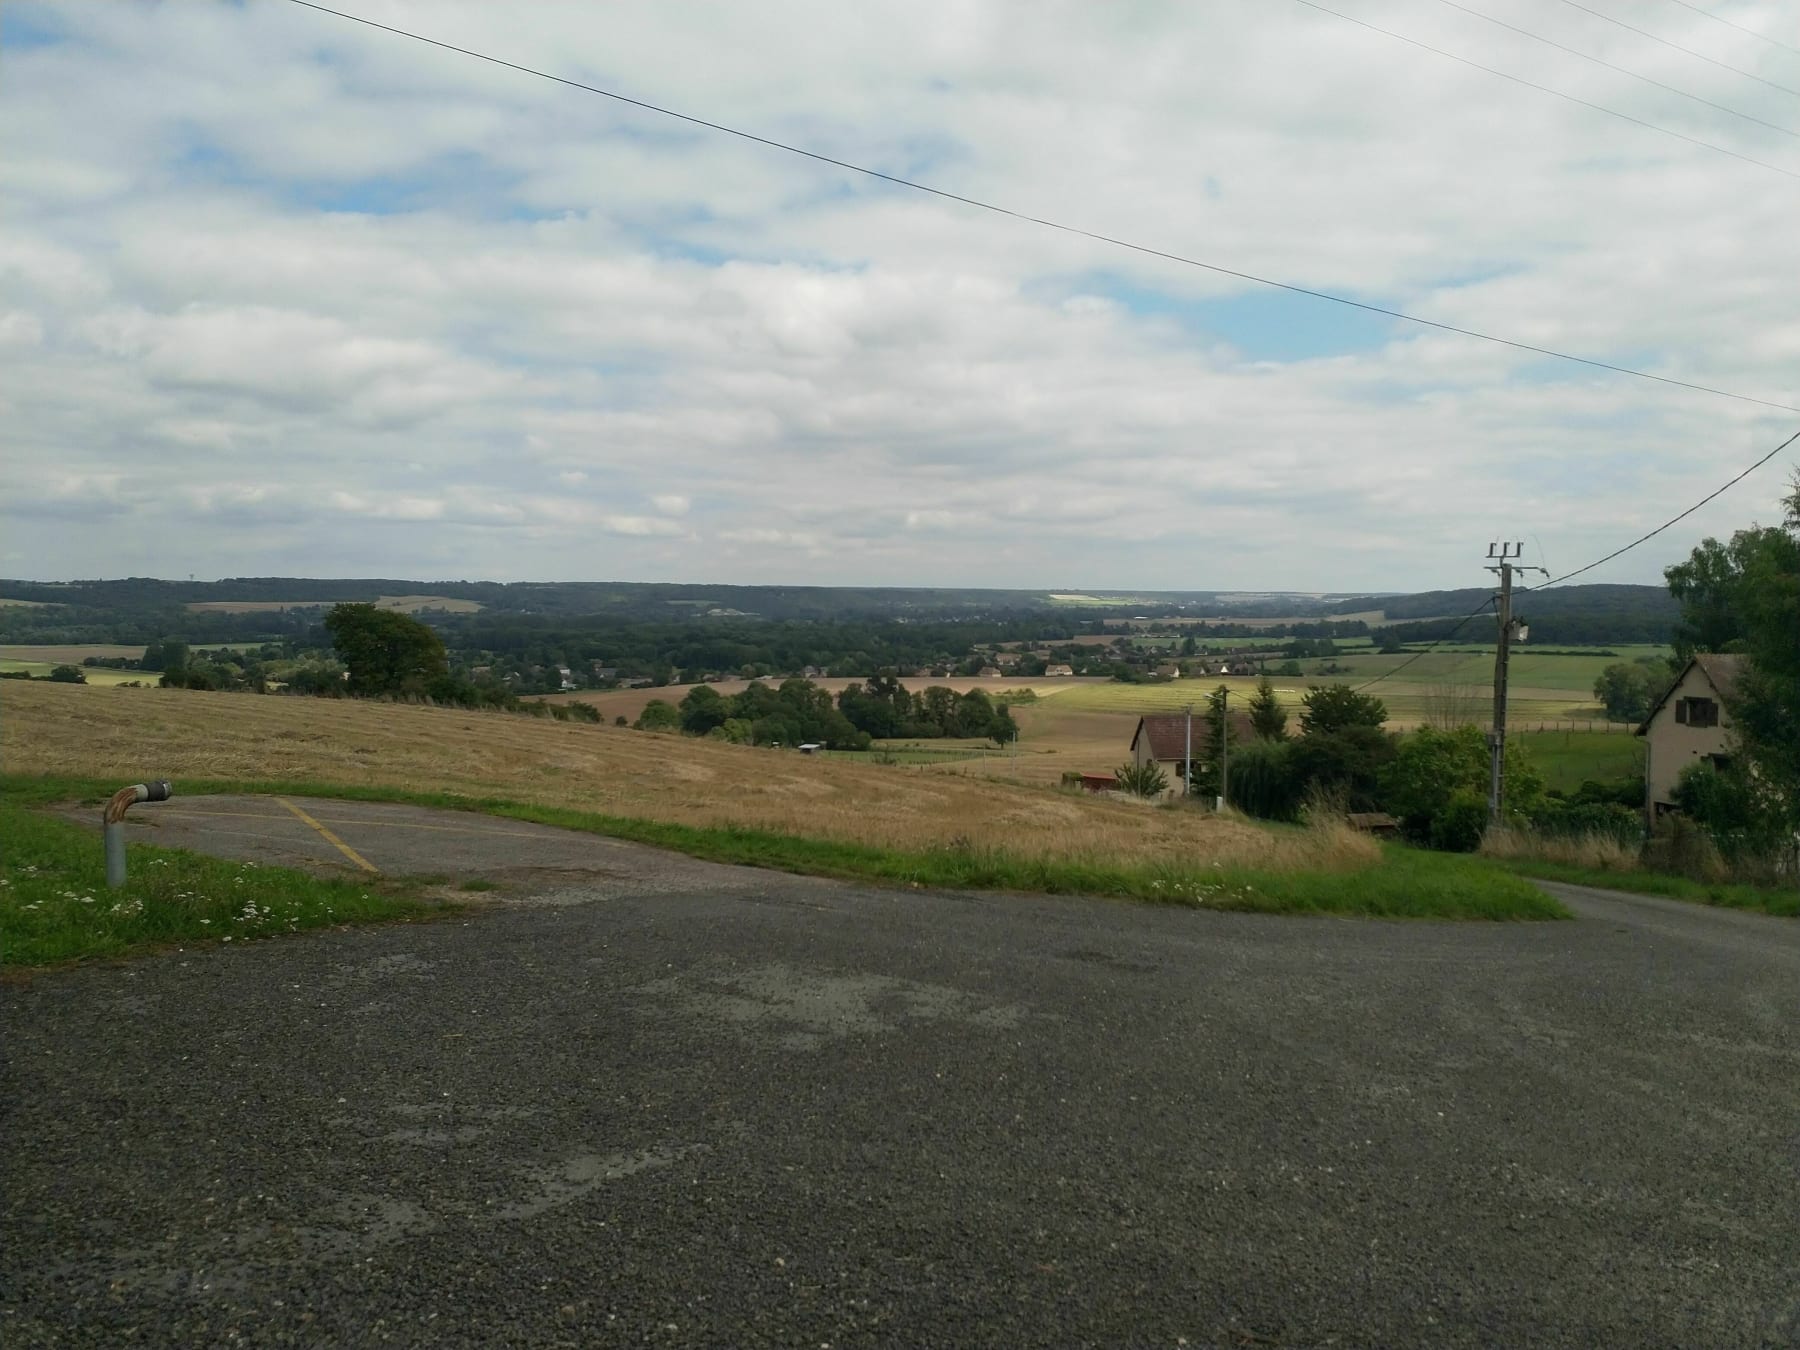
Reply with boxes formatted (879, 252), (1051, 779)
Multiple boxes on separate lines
(1215, 687), (1230, 812)
(1486, 542), (1544, 825)
(1221, 687), (1230, 812)
(1184, 703), (1193, 798)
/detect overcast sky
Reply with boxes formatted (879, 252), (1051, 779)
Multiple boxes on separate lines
(3, 1), (1795, 592)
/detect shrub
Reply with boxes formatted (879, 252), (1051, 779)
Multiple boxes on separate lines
(1226, 739), (1303, 821)
(634, 700), (681, 732)
(1114, 761), (1169, 798)
(47, 665), (86, 684)
(1429, 791), (1488, 853)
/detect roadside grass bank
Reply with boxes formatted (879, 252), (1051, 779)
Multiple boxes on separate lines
(0, 779), (435, 966)
(1482, 824), (1798, 916)
(1490, 856), (1799, 916)
(3, 774), (1567, 922)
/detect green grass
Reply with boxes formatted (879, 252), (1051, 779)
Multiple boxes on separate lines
(1496, 859), (1799, 916)
(1, 779), (436, 966)
(1512, 729), (1644, 793)
(2, 774), (1568, 926)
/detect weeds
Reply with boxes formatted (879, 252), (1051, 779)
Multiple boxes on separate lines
(0, 792), (433, 966)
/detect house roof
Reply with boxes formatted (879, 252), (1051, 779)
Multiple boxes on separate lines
(1131, 711), (1257, 761)
(1637, 653), (1745, 734)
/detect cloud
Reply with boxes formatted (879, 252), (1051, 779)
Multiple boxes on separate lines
(1, 0), (1793, 587)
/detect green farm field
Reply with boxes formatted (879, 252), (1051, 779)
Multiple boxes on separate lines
(1038, 673), (1607, 727)
(1512, 729), (1644, 794)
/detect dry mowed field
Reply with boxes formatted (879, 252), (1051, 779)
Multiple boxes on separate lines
(1, 663), (150, 688)
(0, 597), (51, 607)
(0, 645), (146, 664)
(2, 682), (1364, 872)
(184, 595), (482, 615)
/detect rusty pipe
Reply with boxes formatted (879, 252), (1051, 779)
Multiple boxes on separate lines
(103, 780), (172, 888)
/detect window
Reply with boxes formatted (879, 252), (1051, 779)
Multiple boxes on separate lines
(1679, 697), (1719, 728)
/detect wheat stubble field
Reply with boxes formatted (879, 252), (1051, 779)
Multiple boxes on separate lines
(1, 682), (1376, 873)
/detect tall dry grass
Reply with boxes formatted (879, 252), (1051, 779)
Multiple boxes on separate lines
(1480, 824), (1640, 872)
(3, 683), (1377, 875)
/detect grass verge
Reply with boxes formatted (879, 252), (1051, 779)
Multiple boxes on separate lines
(3, 773), (1567, 927)
(1, 779), (435, 967)
(1491, 858), (1799, 917)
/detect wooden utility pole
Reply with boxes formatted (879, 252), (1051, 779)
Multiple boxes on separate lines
(1184, 703), (1193, 798)
(1215, 687), (1230, 812)
(1487, 543), (1545, 825)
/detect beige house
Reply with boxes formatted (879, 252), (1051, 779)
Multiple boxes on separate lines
(1130, 711), (1255, 795)
(1638, 654), (1743, 819)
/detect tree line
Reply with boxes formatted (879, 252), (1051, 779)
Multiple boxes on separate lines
(634, 675), (1020, 750)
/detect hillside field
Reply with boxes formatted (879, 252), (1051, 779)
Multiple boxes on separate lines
(0, 663), (150, 688)
(0, 644), (149, 664)
(0, 682), (1356, 873)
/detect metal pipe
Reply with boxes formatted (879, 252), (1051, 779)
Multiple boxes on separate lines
(102, 780), (173, 888)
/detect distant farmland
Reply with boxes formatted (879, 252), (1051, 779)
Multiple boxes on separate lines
(184, 594), (482, 615)
(0, 644), (147, 665)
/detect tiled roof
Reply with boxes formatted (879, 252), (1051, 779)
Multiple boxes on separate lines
(1132, 711), (1257, 761)
(1639, 652), (1746, 733)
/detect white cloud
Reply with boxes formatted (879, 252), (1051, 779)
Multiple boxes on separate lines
(1, 0), (1793, 587)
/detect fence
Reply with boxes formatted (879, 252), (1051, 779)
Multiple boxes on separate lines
(1512, 720), (1635, 735)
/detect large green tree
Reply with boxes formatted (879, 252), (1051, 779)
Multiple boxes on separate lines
(1299, 683), (1387, 735)
(323, 603), (448, 696)
(1664, 524), (1789, 659)
(1248, 676), (1288, 741)
(1592, 661), (1659, 723)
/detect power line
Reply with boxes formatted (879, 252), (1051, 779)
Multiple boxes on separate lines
(1552, 0), (1800, 99)
(1353, 596), (1496, 693)
(286, 0), (1800, 417)
(1286, 0), (1800, 178)
(1352, 423), (1799, 688)
(1661, 0), (1800, 60)
(1425, 0), (1799, 140)
(1525, 426), (1800, 588)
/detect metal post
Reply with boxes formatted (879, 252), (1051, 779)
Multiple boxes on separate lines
(102, 780), (173, 887)
(1218, 687), (1230, 812)
(1184, 704), (1192, 798)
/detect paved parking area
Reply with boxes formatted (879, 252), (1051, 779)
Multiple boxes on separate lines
(88, 793), (783, 899)
(7, 802), (1800, 1346)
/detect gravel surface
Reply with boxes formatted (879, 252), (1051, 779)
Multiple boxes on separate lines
(6, 808), (1800, 1347)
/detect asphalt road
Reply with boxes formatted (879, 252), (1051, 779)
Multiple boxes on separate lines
(6, 800), (1800, 1347)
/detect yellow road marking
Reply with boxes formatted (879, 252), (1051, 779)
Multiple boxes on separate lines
(276, 798), (379, 873)
(154, 807), (546, 839)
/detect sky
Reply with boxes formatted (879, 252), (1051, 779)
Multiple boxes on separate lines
(2, 0), (1796, 592)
